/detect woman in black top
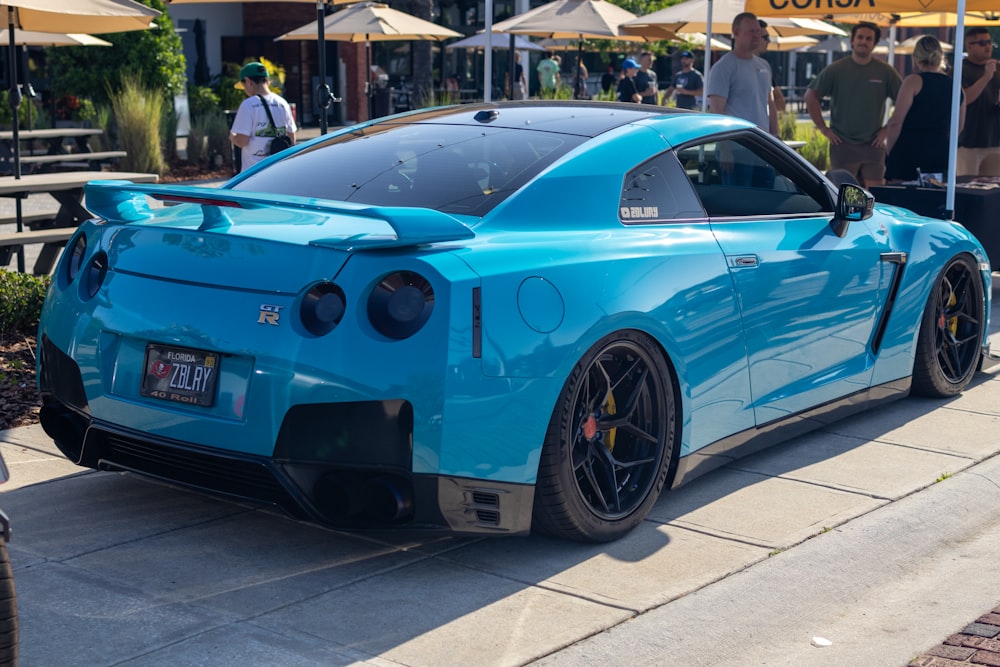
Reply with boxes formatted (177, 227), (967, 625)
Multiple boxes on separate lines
(885, 35), (966, 182)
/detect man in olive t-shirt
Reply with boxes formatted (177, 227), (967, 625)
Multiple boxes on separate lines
(805, 22), (902, 186)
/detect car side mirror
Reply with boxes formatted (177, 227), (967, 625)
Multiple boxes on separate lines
(832, 183), (874, 237)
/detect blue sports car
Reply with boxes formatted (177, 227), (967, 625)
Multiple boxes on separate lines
(37, 102), (991, 542)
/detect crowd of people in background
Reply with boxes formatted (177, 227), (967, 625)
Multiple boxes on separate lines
(490, 15), (998, 184)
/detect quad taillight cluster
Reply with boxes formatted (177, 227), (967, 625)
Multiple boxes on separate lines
(64, 230), (434, 341)
(304, 271), (435, 340)
(65, 233), (106, 300)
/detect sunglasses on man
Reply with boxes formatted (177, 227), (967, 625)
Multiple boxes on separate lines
(968, 39), (995, 47)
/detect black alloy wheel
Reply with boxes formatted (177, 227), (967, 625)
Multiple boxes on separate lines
(533, 330), (676, 542)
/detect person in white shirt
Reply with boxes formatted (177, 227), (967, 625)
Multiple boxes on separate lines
(229, 62), (297, 173)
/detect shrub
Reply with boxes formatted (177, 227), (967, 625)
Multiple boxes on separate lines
(0, 270), (50, 335)
(203, 112), (232, 168)
(539, 84), (573, 100)
(162, 103), (179, 164)
(89, 104), (115, 152)
(777, 111), (798, 142)
(797, 124), (830, 172)
(186, 117), (207, 166)
(188, 85), (221, 123)
(111, 75), (166, 175)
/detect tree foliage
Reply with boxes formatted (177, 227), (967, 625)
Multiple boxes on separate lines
(47, 0), (185, 105)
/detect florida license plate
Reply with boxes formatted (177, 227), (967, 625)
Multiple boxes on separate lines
(140, 344), (220, 407)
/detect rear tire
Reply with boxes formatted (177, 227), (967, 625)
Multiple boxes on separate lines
(0, 541), (18, 666)
(532, 330), (676, 542)
(912, 254), (984, 397)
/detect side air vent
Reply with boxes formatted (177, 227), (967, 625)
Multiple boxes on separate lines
(472, 491), (499, 507)
(475, 509), (501, 525)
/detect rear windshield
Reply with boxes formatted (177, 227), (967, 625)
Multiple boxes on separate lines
(233, 123), (586, 217)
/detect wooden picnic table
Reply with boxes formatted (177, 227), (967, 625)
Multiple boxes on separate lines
(0, 128), (125, 175)
(0, 170), (159, 274)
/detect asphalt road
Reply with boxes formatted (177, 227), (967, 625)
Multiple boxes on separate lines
(0, 285), (997, 666)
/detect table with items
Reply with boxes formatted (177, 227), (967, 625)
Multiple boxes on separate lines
(870, 178), (1000, 271)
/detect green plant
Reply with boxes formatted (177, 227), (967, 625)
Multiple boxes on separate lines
(935, 472), (952, 483)
(0, 270), (50, 335)
(89, 104), (115, 152)
(591, 88), (617, 102)
(217, 62), (247, 111)
(539, 84), (574, 100)
(48, 0), (186, 107)
(0, 91), (33, 127)
(110, 74), (165, 175)
(203, 112), (232, 168)
(414, 86), (458, 108)
(777, 110), (798, 142)
(187, 84), (221, 123)
(186, 116), (207, 165)
(162, 102), (179, 164)
(797, 125), (829, 172)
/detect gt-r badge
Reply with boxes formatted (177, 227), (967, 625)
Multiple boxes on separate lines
(258, 304), (283, 326)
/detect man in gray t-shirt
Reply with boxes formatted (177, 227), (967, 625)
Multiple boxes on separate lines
(707, 12), (777, 135)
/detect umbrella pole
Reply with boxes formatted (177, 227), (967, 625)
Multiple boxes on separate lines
(366, 38), (372, 120)
(575, 39), (583, 100)
(19, 45), (32, 131)
(7, 9), (24, 273)
(316, 0), (332, 134)
(508, 35), (515, 100)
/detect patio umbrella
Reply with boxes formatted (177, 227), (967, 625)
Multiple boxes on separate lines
(276, 2), (460, 119)
(676, 32), (732, 51)
(10, 30), (112, 46)
(874, 35), (954, 55)
(620, 0), (848, 40)
(770, 34), (819, 52)
(492, 0), (646, 105)
(168, 0), (356, 134)
(446, 32), (544, 52)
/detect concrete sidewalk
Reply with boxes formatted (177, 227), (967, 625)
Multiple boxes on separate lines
(1, 346), (998, 666)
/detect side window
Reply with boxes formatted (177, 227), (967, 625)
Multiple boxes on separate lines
(678, 135), (832, 217)
(619, 152), (706, 224)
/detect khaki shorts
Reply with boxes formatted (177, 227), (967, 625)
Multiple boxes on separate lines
(957, 147), (1000, 177)
(829, 141), (886, 186)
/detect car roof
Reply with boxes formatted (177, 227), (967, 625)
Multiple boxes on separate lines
(377, 101), (689, 138)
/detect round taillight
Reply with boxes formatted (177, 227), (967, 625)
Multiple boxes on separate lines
(65, 232), (87, 283)
(300, 282), (346, 336)
(367, 271), (434, 340)
(83, 251), (108, 300)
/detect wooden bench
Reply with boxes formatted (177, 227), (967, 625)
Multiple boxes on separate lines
(19, 151), (127, 166)
(0, 227), (76, 273)
(0, 211), (59, 229)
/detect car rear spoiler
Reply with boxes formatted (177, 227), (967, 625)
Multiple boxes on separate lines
(84, 180), (476, 250)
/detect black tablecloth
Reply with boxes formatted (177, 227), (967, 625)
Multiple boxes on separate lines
(870, 183), (1000, 270)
